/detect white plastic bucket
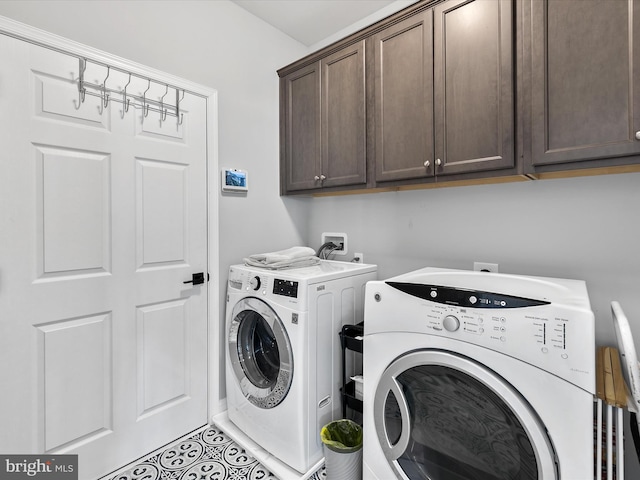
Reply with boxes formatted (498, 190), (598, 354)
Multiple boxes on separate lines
(323, 443), (362, 480)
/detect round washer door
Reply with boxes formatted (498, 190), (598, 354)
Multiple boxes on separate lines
(374, 350), (558, 480)
(228, 297), (293, 409)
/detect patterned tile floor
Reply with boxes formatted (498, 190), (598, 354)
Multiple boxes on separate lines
(106, 425), (325, 480)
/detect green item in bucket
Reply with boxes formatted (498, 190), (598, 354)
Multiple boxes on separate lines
(321, 419), (363, 453)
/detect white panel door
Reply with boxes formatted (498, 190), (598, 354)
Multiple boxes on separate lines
(0, 35), (208, 479)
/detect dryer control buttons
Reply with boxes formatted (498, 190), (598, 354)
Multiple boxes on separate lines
(249, 276), (261, 291)
(443, 315), (460, 332)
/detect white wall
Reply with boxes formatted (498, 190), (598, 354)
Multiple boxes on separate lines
(307, 174), (640, 347)
(0, 0), (311, 403)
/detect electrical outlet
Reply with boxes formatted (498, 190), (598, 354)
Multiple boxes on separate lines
(320, 232), (348, 256)
(474, 262), (499, 273)
(353, 252), (364, 263)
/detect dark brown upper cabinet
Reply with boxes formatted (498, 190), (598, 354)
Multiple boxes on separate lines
(434, 0), (514, 176)
(524, 0), (640, 171)
(372, 9), (435, 182)
(280, 61), (320, 192)
(280, 41), (366, 194)
(373, 0), (514, 184)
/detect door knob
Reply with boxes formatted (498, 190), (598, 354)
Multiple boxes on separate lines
(184, 272), (206, 285)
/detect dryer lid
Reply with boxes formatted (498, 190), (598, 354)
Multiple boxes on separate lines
(611, 301), (640, 413)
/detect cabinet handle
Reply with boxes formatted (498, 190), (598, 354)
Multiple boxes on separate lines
(635, 131), (640, 141)
(435, 158), (442, 166)
(314, 175), (320, 181)
(320, 174), (326, 180)
(423, 160), (430, 168)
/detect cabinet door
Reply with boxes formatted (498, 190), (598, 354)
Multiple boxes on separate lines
(434, 0), (514, 175)
(321, 41), (367, 188)
(281, 61), (321, 192)
(373, 10), (435, 182)
(529, 0), (640, 167)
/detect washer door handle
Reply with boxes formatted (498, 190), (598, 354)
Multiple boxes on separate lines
(374, 375), (411, 462)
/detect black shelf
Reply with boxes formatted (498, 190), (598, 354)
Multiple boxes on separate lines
(340, 322), (364, 418)
(341, 323), (364, 352)
(344, 380), (363, 412)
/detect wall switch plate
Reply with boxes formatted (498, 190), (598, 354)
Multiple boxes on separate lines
(474, 262), (499, 273)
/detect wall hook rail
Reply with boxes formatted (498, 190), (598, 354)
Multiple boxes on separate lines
(74, 57), (188, 122)
(0, 30), (199, 121)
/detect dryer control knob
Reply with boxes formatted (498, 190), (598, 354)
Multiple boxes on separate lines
(249, 276), (261, 291)
(443, 315), (460, 332)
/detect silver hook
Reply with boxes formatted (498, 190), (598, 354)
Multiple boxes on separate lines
(160, 84), (168, 123)
(101, 66), (110, 108)
(76, 58), (86, 109)
(142, 79), (150, 118)
(122, 74), (131, 114)
(177, 89), (185, 126)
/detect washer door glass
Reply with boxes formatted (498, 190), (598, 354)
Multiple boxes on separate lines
(374, 350), (557, 480)
(229, 297), (293, 409)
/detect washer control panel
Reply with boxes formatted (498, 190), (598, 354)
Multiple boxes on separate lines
(228, 267), (303, 301)
(273, 278), (299, 298)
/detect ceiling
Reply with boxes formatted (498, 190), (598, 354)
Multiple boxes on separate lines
(231, 0), (398, 46)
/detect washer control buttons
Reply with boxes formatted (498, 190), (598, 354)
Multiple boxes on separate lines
(443, 315), (460, 332)
(469, 295), (477, 304)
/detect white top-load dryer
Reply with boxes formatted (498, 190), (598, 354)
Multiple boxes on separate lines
(225, 260), (377, 475)
(363, 267), (595, 480)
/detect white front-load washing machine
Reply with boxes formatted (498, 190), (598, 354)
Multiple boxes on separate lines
(363, 267), (595, 480)
(225, 260), (377, 474)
